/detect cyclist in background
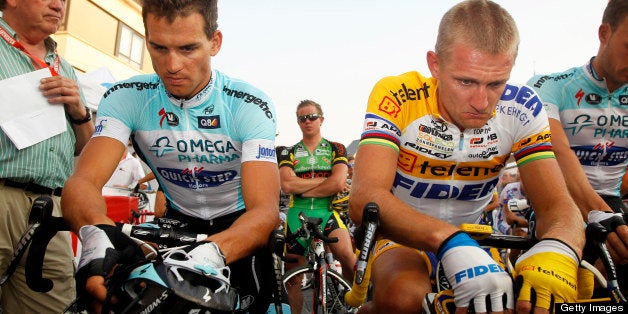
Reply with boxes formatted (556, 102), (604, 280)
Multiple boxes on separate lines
(527, 0), (627, 292)
(278, 99), (355, 313)
(350, 1), (585, 313)
(61, 1), (279, 312)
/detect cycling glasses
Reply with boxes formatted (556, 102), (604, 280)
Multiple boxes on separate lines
(297, 113), (322, 123)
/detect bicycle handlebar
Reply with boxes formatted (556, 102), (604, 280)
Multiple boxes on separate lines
(284, 211), (339, 244)
(116, 221), (208, 248)
(345, 202), (380, 308)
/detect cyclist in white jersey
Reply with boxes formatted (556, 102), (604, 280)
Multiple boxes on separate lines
(528, 0), (628, 292)
(61, 1), (279, 312)
(350, 1), (585, 313)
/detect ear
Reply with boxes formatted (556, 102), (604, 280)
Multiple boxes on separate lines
(426, 51), (439, 79)
(598, 23), (611, 46)
(210, 30), (223, 57)
(319, 116), (324, 124)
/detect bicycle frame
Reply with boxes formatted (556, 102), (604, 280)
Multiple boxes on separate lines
(282, 211), (353, 314)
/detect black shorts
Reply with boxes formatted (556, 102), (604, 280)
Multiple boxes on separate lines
(163, 207), (274, 313)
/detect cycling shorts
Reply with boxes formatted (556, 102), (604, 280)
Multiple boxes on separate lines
(285, 207), (348, 256)
(162, 208), (274, 313)
(370, 238), (505, 286)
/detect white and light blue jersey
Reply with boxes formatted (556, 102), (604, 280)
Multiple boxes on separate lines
(528, 58), (628, 197)
(94, 69), (277, 219)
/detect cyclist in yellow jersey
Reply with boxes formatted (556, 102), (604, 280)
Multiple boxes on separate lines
(350, 1), (585, 313)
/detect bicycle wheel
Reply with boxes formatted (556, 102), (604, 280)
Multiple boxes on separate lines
(283, 265), (353, 314)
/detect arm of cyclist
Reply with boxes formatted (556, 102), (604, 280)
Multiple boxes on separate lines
(549, 119), (613, 215)
(62, 137), (145, 307)
(514, 158), (585, 313)
(350, 144), (514, 312)
(207, 160), (280, 264)
(300, 162), (349, 198)
(550, 119), (628, 264)
(587, 210), (628, 264)
(278, 165), (326, 194)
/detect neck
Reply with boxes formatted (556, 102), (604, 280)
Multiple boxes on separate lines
(301, 134), (322, 151)
(591, 55), (621, 93)
(3, 14), (51, 58)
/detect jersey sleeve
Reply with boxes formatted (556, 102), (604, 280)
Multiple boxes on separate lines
(277, 145), (294, 169)
(330, 141), (348, 165)
(359, 75), (408, 152)
(226, 80), (277, 164)
(527, 74), (564, 122)
(93, 75), (156, 145)
(502, 84), (556, 167)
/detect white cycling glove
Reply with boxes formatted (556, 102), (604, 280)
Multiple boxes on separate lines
(163, 242), (230, 284)
(588, 210), (626, 227)
(76, 225), (145, 296)
(438, 232), (514, 312)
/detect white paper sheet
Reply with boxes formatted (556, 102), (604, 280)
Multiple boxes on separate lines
(0, 68), (67, 150)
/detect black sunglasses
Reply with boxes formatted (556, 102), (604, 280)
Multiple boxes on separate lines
(297, 113), (322, 123)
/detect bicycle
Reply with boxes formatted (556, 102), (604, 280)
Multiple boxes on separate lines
(8, 198), (241, 313)
(281, 211), (355, 314)
(423, 222), (627, 313)
(339, 202), (627, 313)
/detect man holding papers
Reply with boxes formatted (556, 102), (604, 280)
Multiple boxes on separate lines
(0, 0), (93, 313)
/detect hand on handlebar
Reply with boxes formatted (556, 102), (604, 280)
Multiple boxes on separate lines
(513, 239), (579, 312)
(438, 231), (514, 312)
(588, 210), (628, 264)
(76, 224), (145, 308)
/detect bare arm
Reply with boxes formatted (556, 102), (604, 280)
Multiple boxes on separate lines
(62, 137), (125, 231)
(349, 144), (458, 253)
(549, 118), (611, 218)
(209, 161), (280, 264)
(279, 166), (325, 194)
(518, 157), (585, 256)
(301, 163), (349, 198)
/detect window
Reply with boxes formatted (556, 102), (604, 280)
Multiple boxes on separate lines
(116, 23), (144, 68)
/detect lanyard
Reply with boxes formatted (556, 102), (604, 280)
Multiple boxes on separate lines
(0, 24), (59, 76)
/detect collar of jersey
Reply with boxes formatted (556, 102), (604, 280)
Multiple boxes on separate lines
(165, 70), (215, 109)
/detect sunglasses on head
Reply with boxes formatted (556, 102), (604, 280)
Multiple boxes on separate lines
(297, 113), (321, 123)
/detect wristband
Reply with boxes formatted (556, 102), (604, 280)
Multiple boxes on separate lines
(69, 106), (92, 125)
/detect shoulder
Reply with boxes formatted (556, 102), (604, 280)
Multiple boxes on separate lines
(217, 70), (272, 102)
(373, 71), (433, 90)
(102, 74), (161, 100)
(526, 66), (582, 92)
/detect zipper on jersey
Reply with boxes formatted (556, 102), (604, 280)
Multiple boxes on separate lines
(458, 132), (464, 151)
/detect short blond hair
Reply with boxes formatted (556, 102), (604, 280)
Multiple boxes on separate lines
(435, 0), (519, 60)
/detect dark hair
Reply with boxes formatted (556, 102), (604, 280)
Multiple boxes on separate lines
(603, 0), (628, 31)
(0, 1), (6, 11)
(141, 0), (218, 40)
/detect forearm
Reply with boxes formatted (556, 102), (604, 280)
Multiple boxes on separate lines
(521, 160), (585, 256)
(61, 175), (114, 233)
(301, 176), (345, 198)
(280, 175), (325, 194)
(72, 121), (95, 155)
(208, 208), (278, 264)
(551, 119), (611, 217)
(351, 187), (458, 253)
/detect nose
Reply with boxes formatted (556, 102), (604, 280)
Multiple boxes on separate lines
(469, 86), (490, 112)
(165, 52), (183, 74)
(50, 0), (64, 11)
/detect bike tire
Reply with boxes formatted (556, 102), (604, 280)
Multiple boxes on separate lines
(283, 265), (352, 314)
